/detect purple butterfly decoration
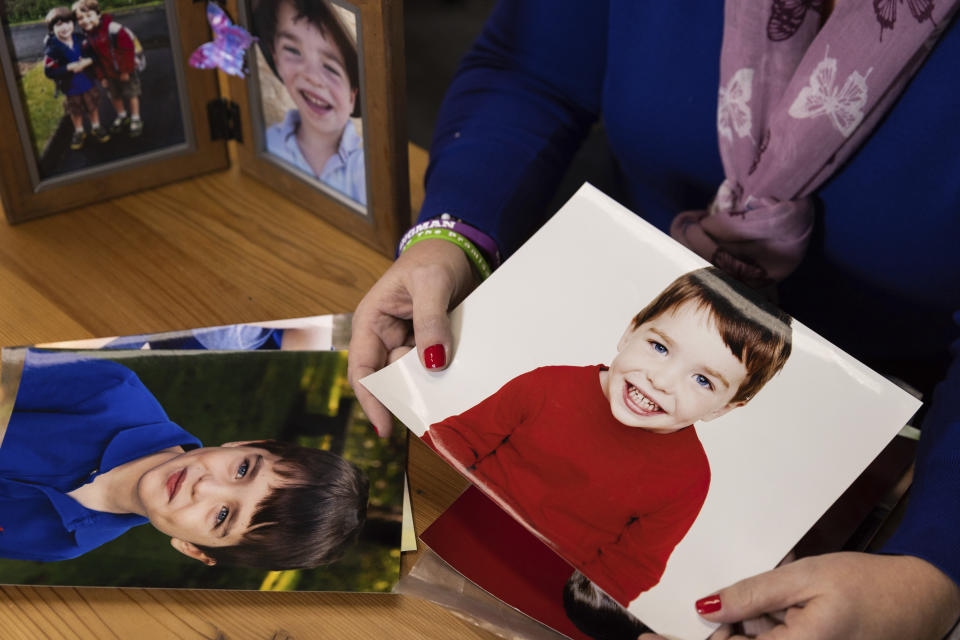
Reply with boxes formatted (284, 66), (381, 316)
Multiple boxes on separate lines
(189, 2), (256, 78)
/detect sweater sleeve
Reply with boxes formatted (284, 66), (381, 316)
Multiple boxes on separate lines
(423, 370), (541, 470)
(43, 48), (68, 81)
(580, 465), (711, 607)
(880, 319), (960, 588)
(417, 0), (608, 257)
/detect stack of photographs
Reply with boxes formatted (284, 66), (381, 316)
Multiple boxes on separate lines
(0, 314), (407, 594)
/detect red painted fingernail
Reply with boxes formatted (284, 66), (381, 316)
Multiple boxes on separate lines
(424, 344), (446, 369)
(696, 595), (722, 614)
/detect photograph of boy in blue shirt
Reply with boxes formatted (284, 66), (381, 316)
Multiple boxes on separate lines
(0, 350), (368, 569)
(254, 0), (366, 206)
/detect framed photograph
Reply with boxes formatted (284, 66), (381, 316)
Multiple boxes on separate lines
(0, 0), (229, 222)
(0, 346), (406, 592)
(362, 184), (921, 639)
(228, 0), (408, 257)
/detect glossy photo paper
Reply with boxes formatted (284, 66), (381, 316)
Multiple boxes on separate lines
(0, 342), (405, 593)
(362, 184), (921, 639)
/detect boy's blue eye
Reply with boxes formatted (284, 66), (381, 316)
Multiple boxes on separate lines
(215, 506), (229, 527)
(236, 459), (249, 479)
(282, 45), (301, 56)
(651, 341), (667, 354)
(694, 374), (713, 390)
(324, 64), (340, 76)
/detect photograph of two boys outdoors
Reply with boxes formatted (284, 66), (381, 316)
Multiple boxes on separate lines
(6, 0), (186, 181)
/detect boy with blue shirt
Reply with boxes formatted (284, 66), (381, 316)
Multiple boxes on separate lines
(254, 0), (366, 205)
(0, 350), (368, 568)
(43, 7), (109, 150)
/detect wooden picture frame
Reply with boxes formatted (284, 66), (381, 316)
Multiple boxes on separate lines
(228, 0), (408, 257)
(0, 0), (408, 257)
(0, 0), (228, 222)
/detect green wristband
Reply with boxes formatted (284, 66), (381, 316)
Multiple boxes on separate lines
(402, 229), (492, 280)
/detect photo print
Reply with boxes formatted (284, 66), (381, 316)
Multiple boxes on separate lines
(0, 0), (190, 184)
(34, 313), (352, 352)
(247, 0), (367, 212)
(0, 347), (405, 593)
(362, 184), (921, 639)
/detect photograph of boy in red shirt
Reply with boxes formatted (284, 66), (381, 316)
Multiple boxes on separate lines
(73, 0), (143, 137)
(423, 266), (792, 606)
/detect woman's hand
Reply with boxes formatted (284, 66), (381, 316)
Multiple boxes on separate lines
(639, 552), (960, 640)
(348, 238), (479, 437)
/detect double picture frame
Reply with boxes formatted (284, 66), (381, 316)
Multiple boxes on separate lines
(0, 0), (407, 256)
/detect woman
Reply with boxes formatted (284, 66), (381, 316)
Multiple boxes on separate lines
(349, 2), (960, 638)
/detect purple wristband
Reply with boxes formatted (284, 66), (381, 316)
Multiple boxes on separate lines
(445, 220), (501, 268)
(398, 214), (501, 268)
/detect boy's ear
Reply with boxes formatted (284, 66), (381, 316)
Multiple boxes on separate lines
(170, 538), (217, 566)
(700, 401), (747, 423)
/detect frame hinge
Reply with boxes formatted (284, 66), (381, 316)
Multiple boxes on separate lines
(207, 99), (243, 142)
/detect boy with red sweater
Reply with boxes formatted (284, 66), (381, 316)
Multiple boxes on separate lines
(423, 267), (792, 606)
(73, 0), (143, 137)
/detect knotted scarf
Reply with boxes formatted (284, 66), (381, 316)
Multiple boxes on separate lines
(670, 0), (959, 287)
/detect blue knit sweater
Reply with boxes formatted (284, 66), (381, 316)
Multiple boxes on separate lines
(418, 0), (960, 587)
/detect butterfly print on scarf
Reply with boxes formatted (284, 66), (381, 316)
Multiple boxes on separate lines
(788, 49), (872, 137)
(717, 68), (754, 143)
(768, 0), (826, 41)
(874, 0), (937, 40)
(710, 181), (745, 216)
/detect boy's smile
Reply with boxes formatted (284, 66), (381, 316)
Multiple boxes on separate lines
(601, 302), (748, 433)
(138, 444), (287, 549)
(75, 8), (100, 32)
(53, 19), (75, 43)
(272, 1), (356, 141)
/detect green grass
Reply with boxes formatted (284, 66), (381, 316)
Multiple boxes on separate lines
(19, 61), (63, 158)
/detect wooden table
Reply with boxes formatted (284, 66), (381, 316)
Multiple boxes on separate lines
(0, 145), (497, 639)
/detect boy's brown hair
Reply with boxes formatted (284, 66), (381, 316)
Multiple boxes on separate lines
(632, 267), (792, 404)
(70, 0), (100, 14)
(193, 440), (369, 569)
(252, 0), (361, 117)
(45, 7), (75, 32)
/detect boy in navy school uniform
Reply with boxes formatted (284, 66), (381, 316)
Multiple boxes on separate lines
(43, 7), (110, 150)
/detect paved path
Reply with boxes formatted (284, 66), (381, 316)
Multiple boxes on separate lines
(10, 5), (178, 62)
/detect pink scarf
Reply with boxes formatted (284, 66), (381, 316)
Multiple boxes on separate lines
(671, 0), (958, 287)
